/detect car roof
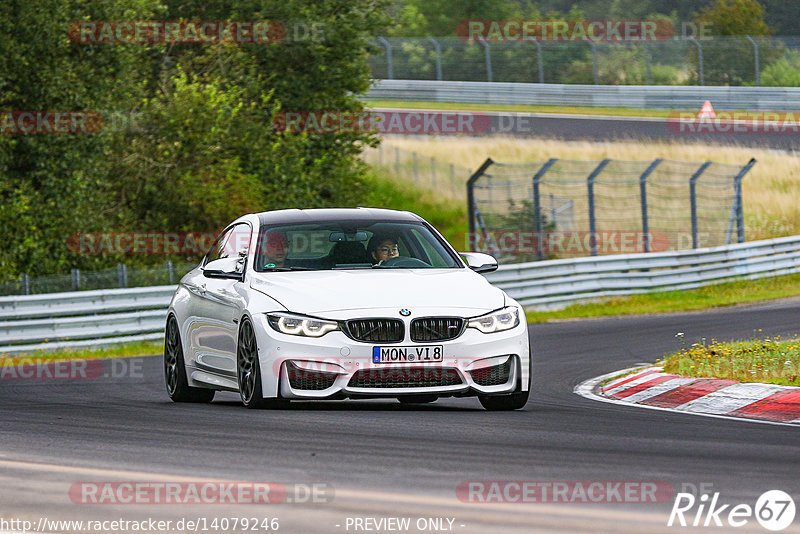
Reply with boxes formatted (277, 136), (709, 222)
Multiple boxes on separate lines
(255, 207), (424, 225)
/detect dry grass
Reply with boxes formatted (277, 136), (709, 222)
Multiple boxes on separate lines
(380, 136), (800, 240)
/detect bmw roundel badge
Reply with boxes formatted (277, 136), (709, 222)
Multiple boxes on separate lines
(399, 309), (411, 317)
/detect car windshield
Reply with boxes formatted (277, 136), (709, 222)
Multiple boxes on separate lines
(254, 220), (462, 272)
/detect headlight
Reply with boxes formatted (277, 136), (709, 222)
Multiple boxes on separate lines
(467, 307), (520, 334)
(267, 312), (339, 337)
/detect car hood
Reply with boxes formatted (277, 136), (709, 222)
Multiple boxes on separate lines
(249, 269), (505, 315)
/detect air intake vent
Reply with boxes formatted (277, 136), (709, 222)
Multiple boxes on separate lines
(348, 367), (462, 388)
(286, 362), (338, 390)
(470, 358), (513, 386)
(410, 317), (464, 342)
(345, 319), (404, 342)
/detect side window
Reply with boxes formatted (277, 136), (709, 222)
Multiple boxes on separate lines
(203, 224), (251, 266)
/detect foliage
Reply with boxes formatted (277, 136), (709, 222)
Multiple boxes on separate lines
(761, 50), (800, 87)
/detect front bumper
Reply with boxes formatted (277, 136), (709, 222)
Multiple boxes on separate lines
(251, 310), (530, 400)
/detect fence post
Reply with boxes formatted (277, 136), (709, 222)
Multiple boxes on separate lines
(690, 161), (713, 248)
(478, 36), (492, 82)
(412, 152), (419, 183)
(525, 37), (544, 83)
(638, 159), (663, 252)
(430, 157), (437, 188)
(377, 37), (393, 79)
(117, 263), (128, 288)
(587, 159), (611, 256)
(21, 273), (30, 296)
(689, 37), (704, 86)
(726, 158), (757, 244)
(644, 43), (652, 85)
(745, 35), (760, 86)
(165, 260), (174, 284)
(532, 158), (559, 260)
(71, 268), (80, 291)
(586, 39), (599, 85)
(450, 164), (455, 191)
(378, 143), (383, 166)
(394, 147), (400, 175)
(427, 37), (443, 80)
(466, 158), (495, 252)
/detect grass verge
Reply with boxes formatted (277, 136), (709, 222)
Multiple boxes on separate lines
(659, 335), (800, 387)
(365, 99), (673, 118)
(525, 272), (800, 323)
(1, 340), (163, 363)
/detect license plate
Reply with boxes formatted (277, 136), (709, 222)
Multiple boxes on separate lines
(373, 345), (443, 363)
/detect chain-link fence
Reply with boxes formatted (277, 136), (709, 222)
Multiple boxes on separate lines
(1, 261), (198, 296)
(467, 157), (756, 263)
(362, 143), (472, 199)
(369, 36), (800, 86)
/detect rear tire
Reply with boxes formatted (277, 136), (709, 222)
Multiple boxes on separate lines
(237, 318), (289, 409)
(397, 394), (438, 404)
(164, 315), (215, 403)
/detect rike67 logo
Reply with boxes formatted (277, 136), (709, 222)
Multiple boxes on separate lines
(668, 490), (796, 531)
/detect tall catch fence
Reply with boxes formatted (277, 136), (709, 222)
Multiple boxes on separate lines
(369, 36), (800, 87)
(467, 157), (756, 264)
(362, 143), (472, 199)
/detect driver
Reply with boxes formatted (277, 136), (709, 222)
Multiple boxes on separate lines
(262, 231), (290, 268)
(368, 235), (399, 265)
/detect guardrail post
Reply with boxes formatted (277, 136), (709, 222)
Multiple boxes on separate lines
(427, 37), (443, 80)
(726, 158), (757, 244)
(467, 158), (495, 251)
(71, 268), (80, 291)
(117, 263), (128, 288)
(689, 37), (704, 86)
(690, 161), (713, 248)
(477, 36), (492, 82)
(587, 159), (611, 256)
(377, 37), (393, 79)
(532, 158), (559, 260)
(21, 273), (30, 295)
(639, 159), (663, 252)
(744, 35), (760, 86)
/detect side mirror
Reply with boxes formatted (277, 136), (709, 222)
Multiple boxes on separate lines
(203, 256), (244, 280)
(460, 252), (498, 274)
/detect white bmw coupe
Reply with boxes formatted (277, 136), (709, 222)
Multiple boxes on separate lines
(164, 208), (531, 410)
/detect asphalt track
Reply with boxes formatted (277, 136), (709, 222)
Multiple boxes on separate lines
(2, 299), (800, 533)
(375, 108), (800, 150)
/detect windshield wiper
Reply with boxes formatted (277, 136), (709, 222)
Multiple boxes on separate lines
(260, 266), (313, 272)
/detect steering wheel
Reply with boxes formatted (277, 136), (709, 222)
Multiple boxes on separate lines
(379, 256), (430, 268)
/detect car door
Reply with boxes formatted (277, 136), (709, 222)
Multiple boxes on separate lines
(186, 223), (251, 379)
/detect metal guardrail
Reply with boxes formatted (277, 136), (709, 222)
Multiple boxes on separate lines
(484, 235), (800, 309)
(1, 236), (799, 353)
(0, 286), (175, 353)
(367, 80), (800, 111)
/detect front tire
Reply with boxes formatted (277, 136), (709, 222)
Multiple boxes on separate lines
(237, 318), (288, 409)
(164, 315), (215, 403)
(478, 353), (530, 411)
